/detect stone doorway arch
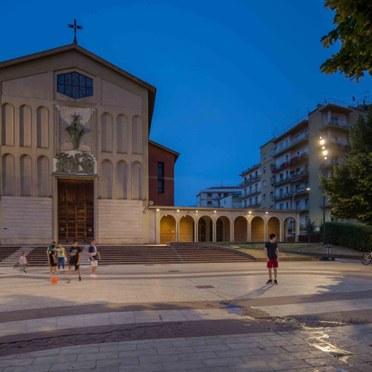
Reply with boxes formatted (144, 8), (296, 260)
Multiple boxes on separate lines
(251, 216), (264, 242)
(284, 217), (296, 242)
(216, 216), (230, 242)
(160, 215), (176, 244)
(234, 216), (247, 242)
(268, 217), (280, 240)
(179, 215), (195, 242)
(198, 216), (213, 242)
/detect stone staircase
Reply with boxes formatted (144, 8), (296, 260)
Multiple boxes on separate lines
(0, 246), (22, 266)
(1, 243), (254, 266)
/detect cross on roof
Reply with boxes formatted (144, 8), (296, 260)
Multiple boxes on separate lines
(68, 19), (83, 45)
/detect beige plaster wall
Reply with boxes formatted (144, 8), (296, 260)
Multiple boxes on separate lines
(97, 199), (144, 244)
(0, 197), (52, 244)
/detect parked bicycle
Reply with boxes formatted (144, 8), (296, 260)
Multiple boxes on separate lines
(361, 252), (372, 265)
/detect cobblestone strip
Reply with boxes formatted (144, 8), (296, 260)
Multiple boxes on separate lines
(0, 325), (371, 371)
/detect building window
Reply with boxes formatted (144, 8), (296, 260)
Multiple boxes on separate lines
(57, 72), (93, 99)
(157, 162), (164, 193)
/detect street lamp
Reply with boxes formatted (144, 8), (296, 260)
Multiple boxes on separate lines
(319, 136), (328, 245)
(291, 187), (310, 209)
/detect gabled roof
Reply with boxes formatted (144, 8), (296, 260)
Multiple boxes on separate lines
(149, 140), (180, 161)
(0, 43), (157, 128)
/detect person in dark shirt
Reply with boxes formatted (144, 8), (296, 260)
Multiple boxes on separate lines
(67, 241), (82, 283)
(265, 233), (279, 285)
(46, 241), (57, 275)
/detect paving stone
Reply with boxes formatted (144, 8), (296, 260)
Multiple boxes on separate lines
(32, 355), (77, 365)
(161, 360), (205, 371)
(77, 351), (118, 361)
(118, 363), (164, 372)
(156, 346), (195, 355)
(118, 349), (157, 358)
(215, 349), (255, 358)
(202, 357), (243, 367)
(96, 356), (139, 368)
(230, 360), (273, 371)
(176, 351), (217, 361)
(3, 366), (51, 372)
(49, 360), (97, 371)
(139, 355), (180, 364)
(100, 343), (137, 352)
(0, 359), (33, 368)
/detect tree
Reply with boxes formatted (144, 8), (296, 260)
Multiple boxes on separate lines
(321, 108), (372, 224)
(320, 0), (372, 80)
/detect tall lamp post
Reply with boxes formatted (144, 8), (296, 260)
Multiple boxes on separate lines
(291, 187), (311, 209)
(319, 136), (328, 246)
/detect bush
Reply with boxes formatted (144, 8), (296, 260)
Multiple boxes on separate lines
(320, 222), (372, 252)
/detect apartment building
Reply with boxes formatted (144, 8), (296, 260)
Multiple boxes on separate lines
(240, 102), (367, 231)
(240, 164), (262, 209)
(196, 186), (242, 208)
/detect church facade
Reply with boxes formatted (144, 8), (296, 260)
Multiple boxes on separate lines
(0, 44), (164, 245)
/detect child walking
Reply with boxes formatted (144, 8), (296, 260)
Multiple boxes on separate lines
(265, 233), (279, 285)
(18, 252), (28, 273)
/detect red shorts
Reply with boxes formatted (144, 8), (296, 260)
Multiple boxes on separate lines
(267, 259), (278, 268)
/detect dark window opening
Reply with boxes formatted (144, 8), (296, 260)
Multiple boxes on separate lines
(157, 162), (165, 193)
(57, 72), (93, 99)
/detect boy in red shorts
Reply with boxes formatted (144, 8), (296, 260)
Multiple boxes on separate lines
(265, 233), (279, 285)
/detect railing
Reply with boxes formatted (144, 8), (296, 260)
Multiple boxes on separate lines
(241, 189), (261, 199)
(271, 153), (309, 173)
(273, 187), (310, 201)
(321, 120), (350, 131)
(273, 132), (309, 157)
(241, 175), (261, 186)
(271, 169), (309, 186)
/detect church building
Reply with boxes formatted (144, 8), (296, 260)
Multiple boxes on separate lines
(0, 43), (178, 245)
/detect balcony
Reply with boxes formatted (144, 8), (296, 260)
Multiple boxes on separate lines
(272, 169), (309, 186)
(273, 187), (310, 201)
(247, 202), (261, 208)
(241, 190), (261, 199)
(320, 120), (350, 132)
(272, 153), (309, 173)
(241, 174), (261, 186)
(273, 133), (309, 157)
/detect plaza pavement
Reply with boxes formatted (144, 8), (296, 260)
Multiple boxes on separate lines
(0, 260), (372, 371)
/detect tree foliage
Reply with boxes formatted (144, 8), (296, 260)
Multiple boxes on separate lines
(320, 0), (372, 80)
(321, 109), (372, 224)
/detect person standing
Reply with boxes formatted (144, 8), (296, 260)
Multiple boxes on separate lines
(18, 252), (28, 273)
(265, 233), (279, 285)
(88, 240), (100, 277)
(67, 241), (82, 283)
(56, 244), (67, 271)
(47, 241), (57, 275)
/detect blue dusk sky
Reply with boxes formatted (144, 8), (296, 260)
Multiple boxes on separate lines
(1, 0), (371, 206)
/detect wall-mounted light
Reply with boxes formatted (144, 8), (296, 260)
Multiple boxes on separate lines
(156, 208), (160, 212)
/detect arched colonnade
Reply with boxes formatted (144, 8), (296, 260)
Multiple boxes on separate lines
(152, 208), (299, 244)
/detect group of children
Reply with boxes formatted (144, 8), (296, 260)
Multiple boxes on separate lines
(15, 237), (278, 285)
(16, 240), (101, 282)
